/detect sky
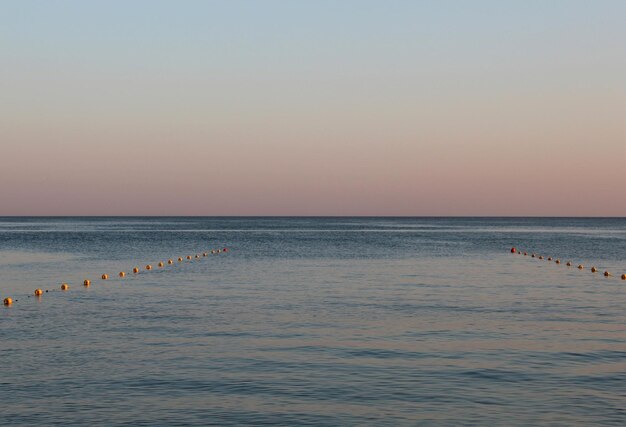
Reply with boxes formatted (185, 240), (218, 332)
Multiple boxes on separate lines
(1, 0), (624, 216)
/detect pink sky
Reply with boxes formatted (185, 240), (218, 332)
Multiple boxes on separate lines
(1, 1), (624, 216)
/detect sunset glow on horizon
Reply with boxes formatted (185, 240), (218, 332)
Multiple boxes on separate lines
(1, 0), (624, 216)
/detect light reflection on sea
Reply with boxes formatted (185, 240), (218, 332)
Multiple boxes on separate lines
(0, 217), (624, 426)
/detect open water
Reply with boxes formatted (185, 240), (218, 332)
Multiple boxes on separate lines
(0, 217), (624, 426)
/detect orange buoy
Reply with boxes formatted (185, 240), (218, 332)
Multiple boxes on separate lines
(84, 279), (91, 287)
(604, 271), (611, 277)
(555, 259), (560, 264)
(186, 255), (192, 260)
(3, 297), (12, 306)
(178, 257), (183, 262)
(547, 257), (552, 261)
(158, 262), (164, 267)
(168, 259), (173, 264)
(538, 256), (544, 260)
(133, 267), (139, 274)
(119, 271), (126, 277)
(101, 274), (108, 280)
(621, 274), (626, 280)
(566, 261), (571, 266)
(146, 264), (152, 270)
(591, 267), (597, 273)
(578, 264), (584, 269)
(61, 283), (69, 291)
(34, 289), (43, 296)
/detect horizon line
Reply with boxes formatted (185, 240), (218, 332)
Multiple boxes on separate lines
(1, 215), (625, 219)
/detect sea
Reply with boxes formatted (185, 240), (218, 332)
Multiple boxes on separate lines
(0, 217), (624, 426)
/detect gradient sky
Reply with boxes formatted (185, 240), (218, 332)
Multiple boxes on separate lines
(1, 0), (624, 216)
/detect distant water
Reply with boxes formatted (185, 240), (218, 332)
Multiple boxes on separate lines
(0, 217), (624, 426)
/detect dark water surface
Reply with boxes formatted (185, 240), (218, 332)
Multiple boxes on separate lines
(0, 217), (625, 426)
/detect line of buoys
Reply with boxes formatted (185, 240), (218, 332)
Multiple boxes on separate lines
(2, 247), (230, 308)
(509, 247), (623, 280)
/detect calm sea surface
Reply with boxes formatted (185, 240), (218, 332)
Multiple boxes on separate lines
(0, 217), (624, 426)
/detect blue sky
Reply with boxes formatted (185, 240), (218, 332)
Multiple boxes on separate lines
(1, 1), (624, 215)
